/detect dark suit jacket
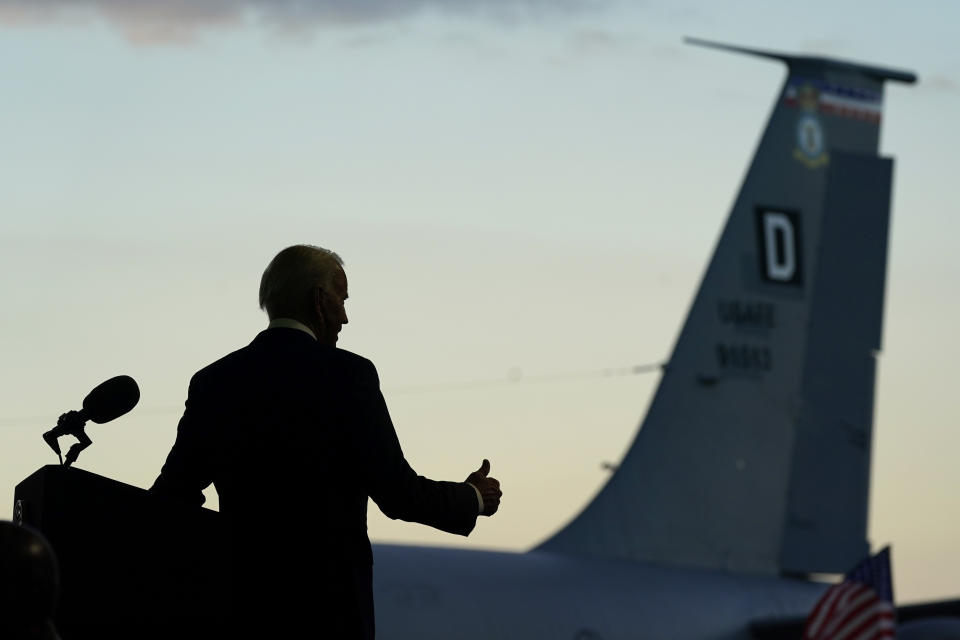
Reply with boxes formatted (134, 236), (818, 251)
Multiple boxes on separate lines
(151, 328), (479, 638)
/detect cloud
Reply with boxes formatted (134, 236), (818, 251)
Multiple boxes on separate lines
(0, 0), (241, 43)
(0, 0), (606, 44)
(541, 28), (645, 69)
(567, 28), (638, 55)
(921, 74), (959, 93)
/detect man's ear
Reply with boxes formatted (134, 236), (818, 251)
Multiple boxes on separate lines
(313, 287), (327, 321)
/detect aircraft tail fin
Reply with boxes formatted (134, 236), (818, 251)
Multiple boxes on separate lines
(537, 41), (915, 575)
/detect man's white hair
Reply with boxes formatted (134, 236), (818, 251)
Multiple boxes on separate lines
(259, 245), (344, 320)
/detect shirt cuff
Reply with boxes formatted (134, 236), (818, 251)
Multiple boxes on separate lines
(466, 482), (484, 514)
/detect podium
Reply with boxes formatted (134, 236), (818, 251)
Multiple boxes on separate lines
(13, 466), (228, 639)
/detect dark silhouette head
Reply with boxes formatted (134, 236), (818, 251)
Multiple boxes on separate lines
(259, 245), (349, 346)
(0, 521), (60, 638)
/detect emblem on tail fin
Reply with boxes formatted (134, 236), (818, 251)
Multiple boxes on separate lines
(786, 82), (830, 169)
(794, 114), (828, 168)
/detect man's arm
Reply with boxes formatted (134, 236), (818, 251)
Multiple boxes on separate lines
(150, 376), (214, 507)
(347, 358), (494, 535)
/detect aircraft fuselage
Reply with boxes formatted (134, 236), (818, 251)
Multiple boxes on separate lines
(373, 544), (827, 639)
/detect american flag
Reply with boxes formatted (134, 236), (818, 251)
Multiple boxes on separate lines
(803, 547), (895, 640)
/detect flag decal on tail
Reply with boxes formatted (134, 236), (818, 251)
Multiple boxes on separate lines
(784, 78), (884, 123)
(803, 547), (895, 640)
(756, 208), (803, 286)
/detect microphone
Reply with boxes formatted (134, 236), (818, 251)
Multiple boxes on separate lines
(79, 375), (141, 424)
(42, 375), (140, 467)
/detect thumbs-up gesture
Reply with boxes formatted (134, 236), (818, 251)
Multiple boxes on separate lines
(465, 459), (502, 516)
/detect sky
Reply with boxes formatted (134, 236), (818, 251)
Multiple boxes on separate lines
(1, 0), (958, 605)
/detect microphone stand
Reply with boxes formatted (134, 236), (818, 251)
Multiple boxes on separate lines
(42, 411), (93, 468)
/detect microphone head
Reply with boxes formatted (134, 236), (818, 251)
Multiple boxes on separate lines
(82, 375), (140, 424)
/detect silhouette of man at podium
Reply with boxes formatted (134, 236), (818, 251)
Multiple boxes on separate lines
(150, 245), (501, 638)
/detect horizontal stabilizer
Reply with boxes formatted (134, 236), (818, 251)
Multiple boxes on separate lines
(684, 37), (917, 84)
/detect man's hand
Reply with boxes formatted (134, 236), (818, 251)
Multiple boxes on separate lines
(465, 459), (502, 516)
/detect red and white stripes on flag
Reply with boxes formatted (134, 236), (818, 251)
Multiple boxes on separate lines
(803, 582), (895, 639)
(803, 547), (895, 640)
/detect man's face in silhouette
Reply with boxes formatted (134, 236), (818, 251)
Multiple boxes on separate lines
(317, 267), (349, 346)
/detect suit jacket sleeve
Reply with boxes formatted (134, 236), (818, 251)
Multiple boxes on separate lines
(348, 358), (478, 536)
(149, 374), (214, 507)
